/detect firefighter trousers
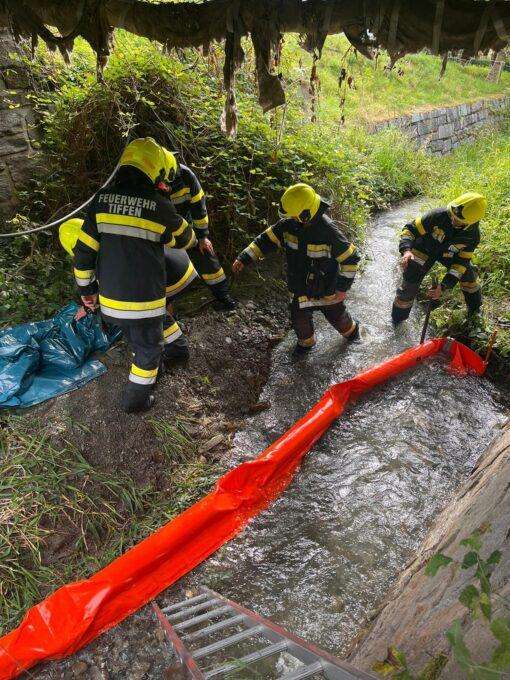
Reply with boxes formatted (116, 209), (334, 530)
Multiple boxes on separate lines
(392, 256), (482, 323)
(120, 314), (189, 413)
(290, 297), (357, 347)
(188, 243), (230, 298)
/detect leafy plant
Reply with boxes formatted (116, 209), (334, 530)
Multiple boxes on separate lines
(373, 526), (509, 679)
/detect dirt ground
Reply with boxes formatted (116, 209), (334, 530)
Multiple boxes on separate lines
(32, 264), (287, 492)
(21, 261), (290, 679)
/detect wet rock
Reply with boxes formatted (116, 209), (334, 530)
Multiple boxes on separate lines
(154, 627), (166, 644)
(70, 661), (89, 677)
(3, 65), (30, 90)
(248, 400), (271, 414)
(129, 660), (151, 679)
(0, 132), (29, 157)
(199, 433), (225, 453)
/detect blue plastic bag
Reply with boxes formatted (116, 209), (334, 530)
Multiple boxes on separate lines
(0, 303), (120, 409)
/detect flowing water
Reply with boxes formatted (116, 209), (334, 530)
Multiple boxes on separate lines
(192, 199), (508, 656)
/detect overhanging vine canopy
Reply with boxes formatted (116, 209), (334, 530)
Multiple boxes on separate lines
(1, 0), (509, 134)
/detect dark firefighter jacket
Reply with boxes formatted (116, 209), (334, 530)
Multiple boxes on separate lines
(238, 201), (360, 308)
(399, 208), (481, 289)
(73, 178), (195, 325)
(169, 164), (209, 239)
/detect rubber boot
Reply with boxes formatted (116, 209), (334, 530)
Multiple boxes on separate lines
(292, 342), (315, 357)
(464, 290), (482, 317)
(345, 321), (361, 343)
(213, 291), (237, 311)
(121, 384), (155, 414)
(391, 302), (411, 326)
(163, 335), (190, 365)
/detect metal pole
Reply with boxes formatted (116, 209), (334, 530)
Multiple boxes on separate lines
(420, 302), (432, 344)
(421, 277), (438, 344)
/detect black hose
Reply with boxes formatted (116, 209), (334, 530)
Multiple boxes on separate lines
(0, 160), (121, 238)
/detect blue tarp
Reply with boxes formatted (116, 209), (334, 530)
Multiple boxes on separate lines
(0, 303), (120, 409)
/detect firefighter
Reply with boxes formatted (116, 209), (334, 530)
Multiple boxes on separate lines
(73, 137), (195, 413)
(392, 192), (487, 325)
(60, 218), (196, 353)
(160, 148), (237, 310)
(232, 183), (361, 355)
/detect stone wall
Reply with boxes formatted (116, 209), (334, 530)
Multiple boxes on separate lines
(349, 420), (510, 678)
(370, 96), (509, 155)
(0, 29), (39, 219)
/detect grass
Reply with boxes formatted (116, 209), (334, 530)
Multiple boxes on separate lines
(281, 34), (509, 125)
(0, 414), (219, 632)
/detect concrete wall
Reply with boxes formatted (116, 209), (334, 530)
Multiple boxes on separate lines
(349, 420), (510, 678)
(0, 29), (39, 219)
(370, 96), (509, 155)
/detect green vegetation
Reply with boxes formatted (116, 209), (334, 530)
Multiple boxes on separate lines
(1, 30), (466, 325)
(0, 415), (219, 632)
(374, 526), (510, 679)
(283, 35), (510, 124)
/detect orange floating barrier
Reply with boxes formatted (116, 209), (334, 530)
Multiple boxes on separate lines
(0, 338), (486, 679)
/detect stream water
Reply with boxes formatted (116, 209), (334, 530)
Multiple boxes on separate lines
(192, 199), (508, 656)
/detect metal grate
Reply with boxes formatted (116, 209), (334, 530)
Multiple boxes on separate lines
(154, 586), (377, 679)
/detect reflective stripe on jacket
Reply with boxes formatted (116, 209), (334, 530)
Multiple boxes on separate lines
(169, 164), (209, 238)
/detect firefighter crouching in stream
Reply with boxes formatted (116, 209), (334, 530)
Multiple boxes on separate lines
(232, 184), (361, 356)
(72, 137), (195, 413)
(392, 192), (487, 325)
(159, 148), (237, 311)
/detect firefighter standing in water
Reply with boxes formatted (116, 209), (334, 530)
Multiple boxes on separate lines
(233, 183), (361, 355)
(392, 192), (487, 324)
(161, 149), (237, 310)
(72, 137), (194, 413)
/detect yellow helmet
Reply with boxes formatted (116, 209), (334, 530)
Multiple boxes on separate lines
(279, 183), (322, 223)
(118, 137), (170, 184)
(162, 147), (178, 183)
(59, 218), (84, 257)
(448, 192), (487, 225)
